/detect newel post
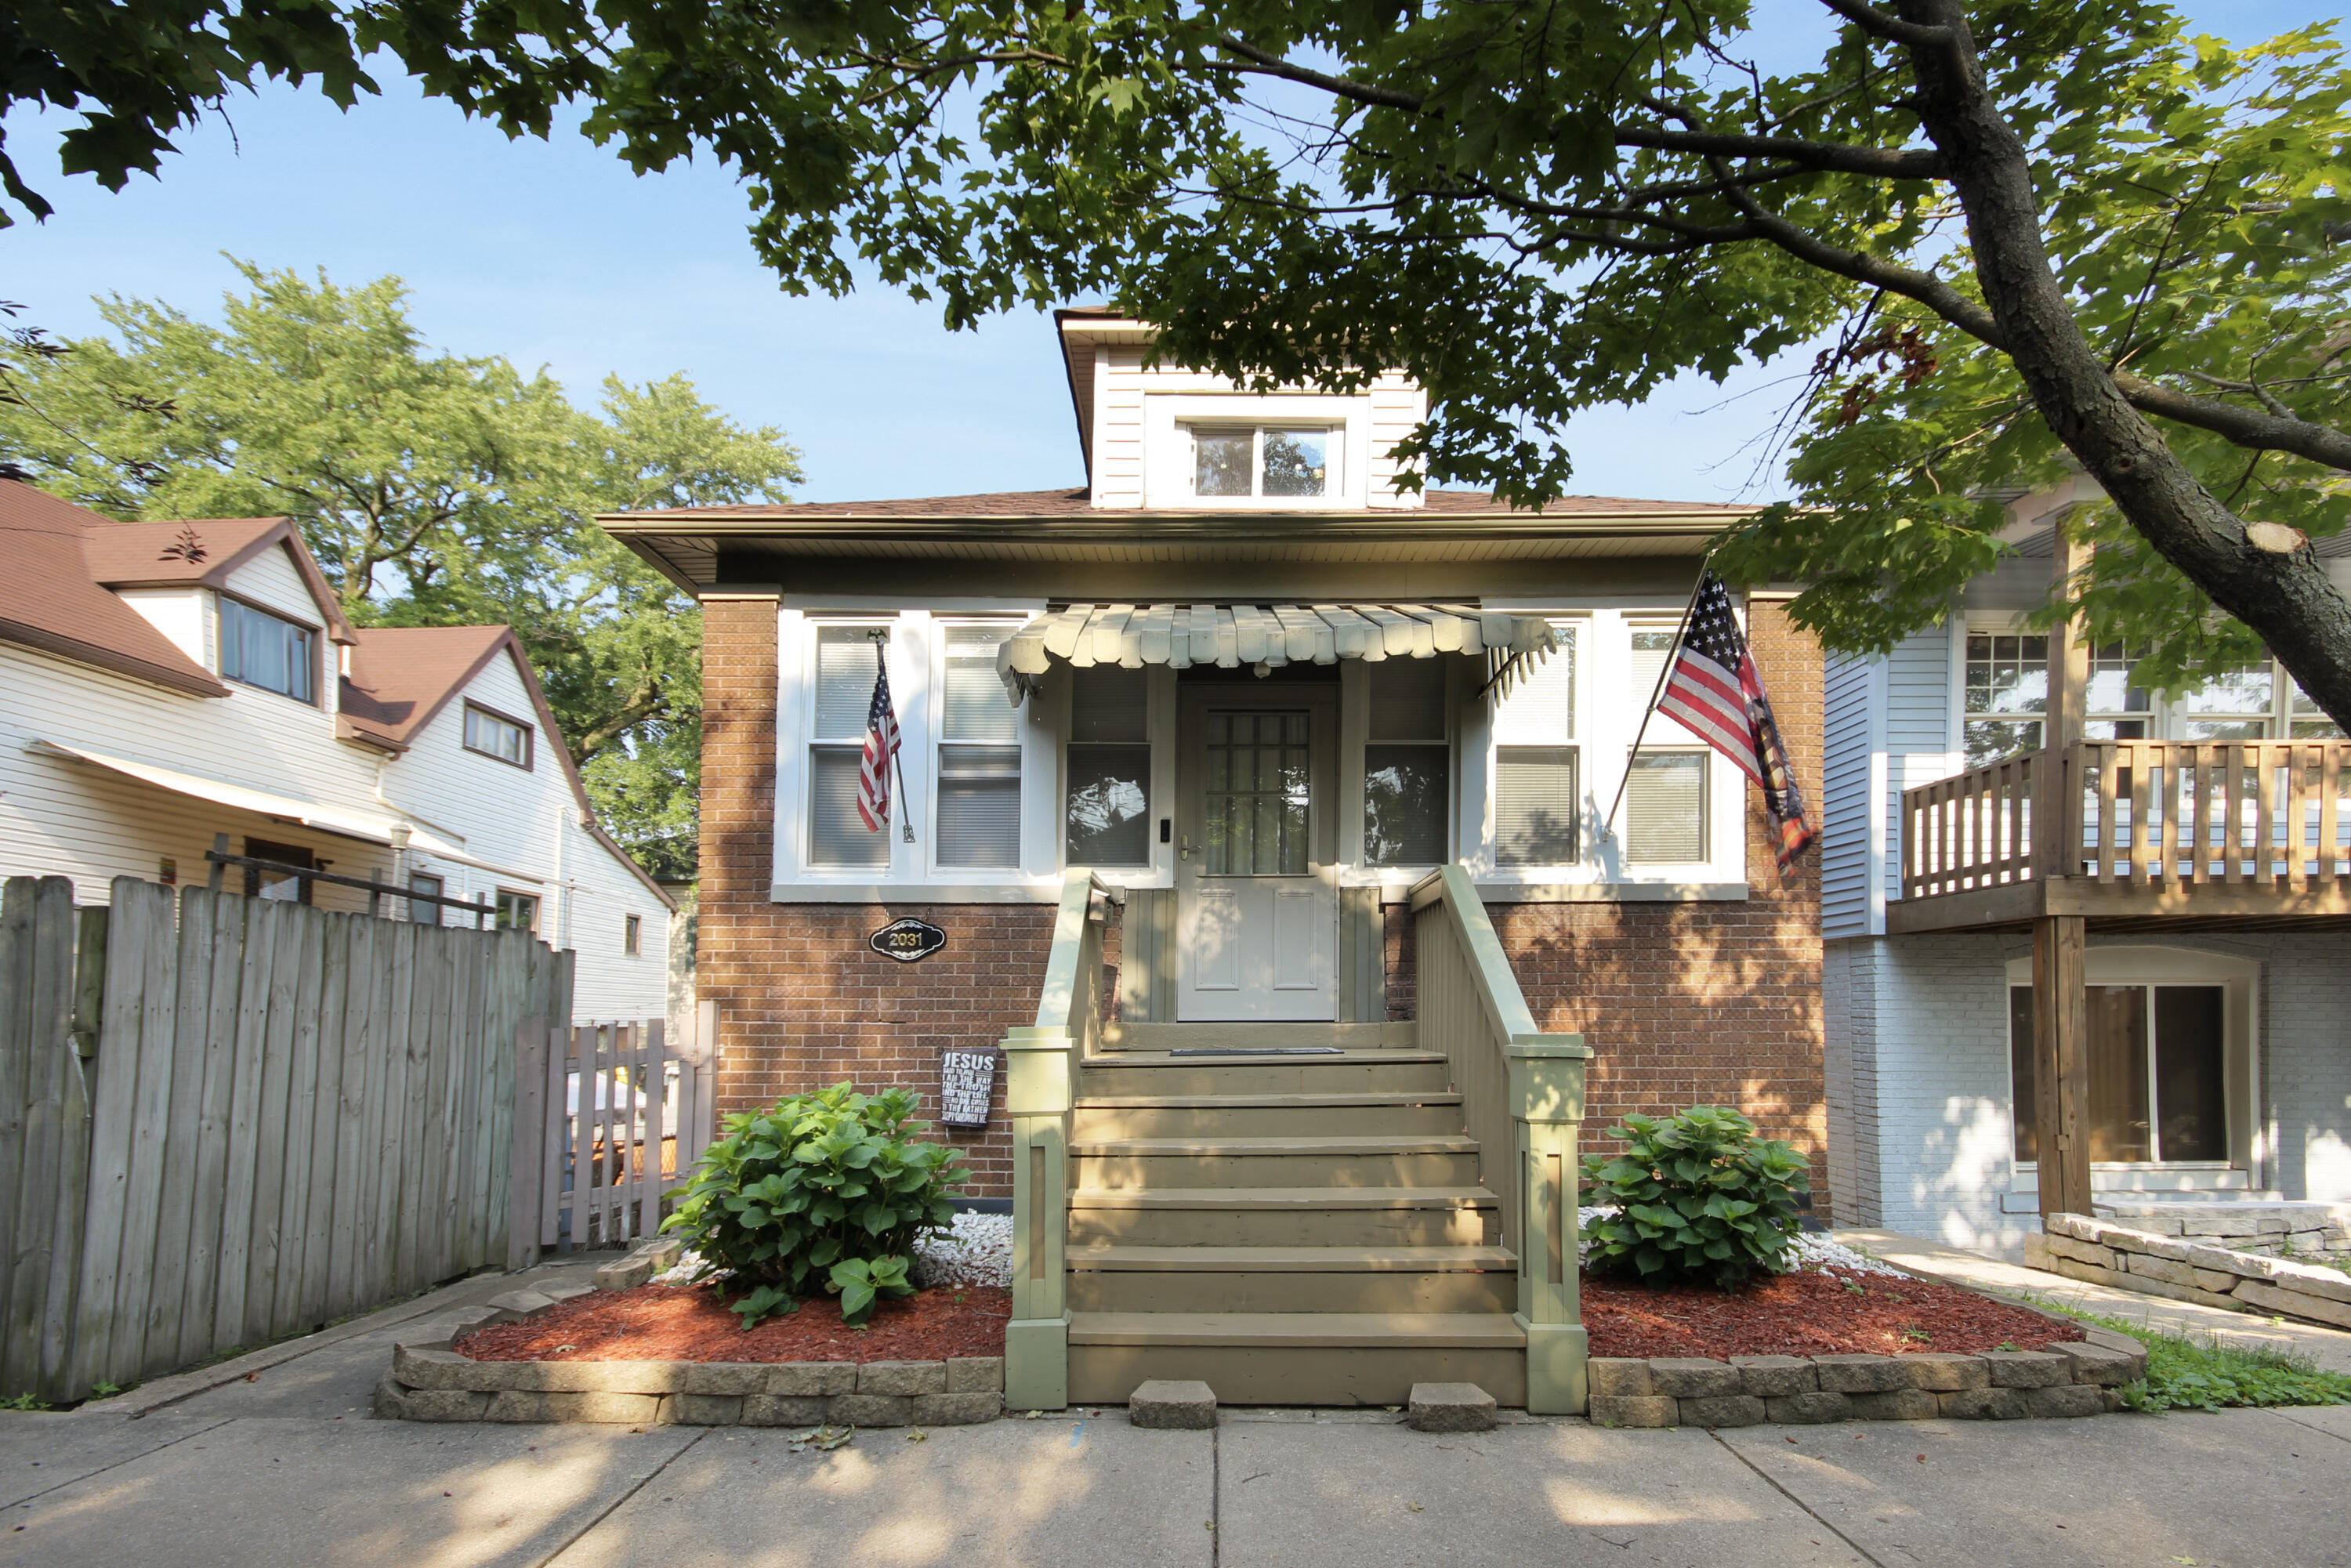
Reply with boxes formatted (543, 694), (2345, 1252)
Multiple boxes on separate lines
(1002, 1025), (1074, 1410)
(1507, 1036), (1592, 1415)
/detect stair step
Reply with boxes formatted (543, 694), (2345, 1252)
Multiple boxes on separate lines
(1070, 1186), (1496, 1209)
(1068, 1244), (1515, 1273)
(1075, 1092), (1462, 1109)
(1087, 1050), (1447, 1068)
(1070, 1135), (1478, 1157)
(1101, 1022), (1417, 1051)
(1068, 1312), (1525, 1349)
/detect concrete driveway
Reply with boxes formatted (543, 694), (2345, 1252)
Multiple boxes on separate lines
(4, 1258), (2345, 1568)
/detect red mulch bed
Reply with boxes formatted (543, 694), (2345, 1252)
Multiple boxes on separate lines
(455, 1284), (1010, 1364)
(1583, 1266), (2069, 1360)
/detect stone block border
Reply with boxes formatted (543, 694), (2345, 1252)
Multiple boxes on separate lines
(1585, 1327), (2146, 1429)
(2027, 1213), (2351, 1330)
(372, 1241), (1003, 1428)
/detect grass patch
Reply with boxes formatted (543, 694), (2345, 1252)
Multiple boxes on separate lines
(2051, 1306), (2351, 1412)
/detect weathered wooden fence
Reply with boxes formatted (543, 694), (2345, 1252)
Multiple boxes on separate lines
(508, 1011), (717, 1266)
(0, 875), (571, 1403)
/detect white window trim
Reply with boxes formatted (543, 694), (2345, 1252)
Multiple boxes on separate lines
(1142, 393), (1371, 509)
(1959, 615), (2324, 744)
(2000, 944), (2263, 1190)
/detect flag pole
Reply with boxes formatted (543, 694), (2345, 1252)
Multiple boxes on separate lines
(1603, 556), (1715, 838)
(868, 629), (916, 844)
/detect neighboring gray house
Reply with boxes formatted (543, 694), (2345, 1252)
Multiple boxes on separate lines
(1821, 477), (2351, 1255)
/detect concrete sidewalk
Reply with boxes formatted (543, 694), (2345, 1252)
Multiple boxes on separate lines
(2, 1252), (2346, 1567)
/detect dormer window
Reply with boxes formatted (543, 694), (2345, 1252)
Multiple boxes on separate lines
(219, 596), (316, 703)
(1187, 425), (1339, 500)
(464, 702), (533, 767)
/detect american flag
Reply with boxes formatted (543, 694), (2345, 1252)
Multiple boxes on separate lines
(857, 639), (901, 832)
(1655, 570), (1817, 869)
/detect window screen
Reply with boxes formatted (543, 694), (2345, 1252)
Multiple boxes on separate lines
(1495, 747), (1578, 866)
(1624, 752), (1705, 864)
(810, 626), (892, 867)
(1067, 665), (1150, 865)
(939, 625), (1021, 867)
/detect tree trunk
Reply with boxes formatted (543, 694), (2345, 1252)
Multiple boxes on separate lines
(1900, 0), (2351, 727)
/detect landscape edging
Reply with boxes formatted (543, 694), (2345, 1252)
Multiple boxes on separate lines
(1586, 1331), (2146, 1429)
(371, 1240), (1005, 1428)
(2028, 1213), (2351, 1330)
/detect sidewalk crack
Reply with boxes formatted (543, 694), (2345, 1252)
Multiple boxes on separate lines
(538, 1428), (711, 1567)
(1708, 1429), (1888, 1568)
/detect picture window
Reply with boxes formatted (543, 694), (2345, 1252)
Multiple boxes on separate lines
(1186, 425), (1339, 499)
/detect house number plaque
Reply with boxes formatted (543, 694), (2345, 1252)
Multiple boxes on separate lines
(869, 917), (947, 964)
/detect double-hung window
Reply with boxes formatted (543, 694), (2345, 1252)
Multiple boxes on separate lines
(1965, 633), (2153, 764)
(1622, 627), (1708, 864)
(1492, 623), (1579, 866)
(464, 704), (532, 766)
(1186, 425), (1339, 499)
(1364, 659), (1448, 866)
(1066, 665), (1150, 866)
(809, 625), (893, 869)
(219, 596), (315, 703)
(936, 625), (1022, 868)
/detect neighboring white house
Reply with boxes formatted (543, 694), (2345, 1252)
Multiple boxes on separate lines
(1820, 478), (2351, 1255)
(0, 480), (674, 1024)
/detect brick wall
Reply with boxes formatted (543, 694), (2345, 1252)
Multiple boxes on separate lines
(1483, 600), (1830, 1213)
(698, 596), (1040, 1199)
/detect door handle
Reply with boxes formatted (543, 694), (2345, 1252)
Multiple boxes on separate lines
(1179, 835), (1194, 860)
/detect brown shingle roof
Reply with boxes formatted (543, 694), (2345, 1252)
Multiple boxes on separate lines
(338, 625), (513, 749)
(0, 481), (228, 697)
(605, 487), (1747, 521)
(82, 515), (360, 643)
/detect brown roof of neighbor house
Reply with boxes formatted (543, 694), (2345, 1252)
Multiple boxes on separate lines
(339, 625), (676, 911)
(82, 514), (360, 643)
(604, 487), (1751, 521)
(0, 480), (230, 697)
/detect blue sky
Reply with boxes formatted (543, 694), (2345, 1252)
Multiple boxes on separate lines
(1, 2), (2331, 504)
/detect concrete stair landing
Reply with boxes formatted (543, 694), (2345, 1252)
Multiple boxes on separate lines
(1063, 1022), (1525, 1406)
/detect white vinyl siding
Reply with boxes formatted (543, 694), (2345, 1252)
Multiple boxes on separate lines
(1820, 650), (1878, 939)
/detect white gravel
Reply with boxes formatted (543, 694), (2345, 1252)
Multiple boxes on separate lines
(1576, 1206), (1907, 1279)
(910, 1211), (1014, 1288)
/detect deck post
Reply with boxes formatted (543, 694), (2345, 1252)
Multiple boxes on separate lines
(1002, 1026), (1074, 1410)
(2031, 914), (2094, 1219)
(1506, 1038), (1592, 1416)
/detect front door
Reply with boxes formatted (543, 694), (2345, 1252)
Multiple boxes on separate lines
(1176, 686), (1338, 1021)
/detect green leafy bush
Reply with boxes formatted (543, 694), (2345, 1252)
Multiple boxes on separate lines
(663, 1083), (965, 1327)
(2053, 1308), (2351, 1411)
(1578, 1106), (1808, 1289)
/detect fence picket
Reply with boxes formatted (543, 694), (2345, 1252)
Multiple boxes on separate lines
(323, 913), (376, 1320)
(42, 907), (103, 1400)
(641, 1019), (668, 1238)
(211, 899), (277, 1355)
(109, 881), (182, 1385)
(365, 924), (414, 1309)
(0, 880), (34, 1391)
(176, 889), (246, 1365)
(15, 880), (75, 1389)
(269, 904), (328, 1339)
(142, 887), (214, 1373)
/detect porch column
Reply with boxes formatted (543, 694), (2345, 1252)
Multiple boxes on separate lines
(1002, 1027), (1074, 1410)
(1506, 1038), (1591, 1416)
(2033, 517), (2095, 1221)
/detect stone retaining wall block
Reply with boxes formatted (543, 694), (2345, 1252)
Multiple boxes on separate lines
(1730, 1356), (1816, 1397)
(2046, 1342), (2136, 1386)
(1588, 1395), (1679, 1428)
(1843, 1389), (1939, 1421)
(1587, 1359), (1655, 1398)
(767, 1363), (859, 1396)
(540, 1282), (597, 1305)
(2025, 1385), (2106, 1419)
(1937, 1388), (2027, 1420)
(1900, 1353), (1990, 1392)
(1647, 1359), (1743, 1398)
(1407, 1383), (1498, 1433)
(859, 1360), (947, 1396)
(486, 1289), (557, 1322)
(1130, 1380), (1219, 1430)
(1981, 1351), (2069, 1389)
(741, 1395), (830, 1426)
(673, 1394), (744, 1425)
(683, 1364), (769, 1396)
(2234, 1281), (2351, 1330)
(1677, 1395), (1767, 1428)
(947, 1357), (1005, 1393)
(484, 1389), (664, 1423)
(393, 1344), (473, 1391)
(1762, 1392), (1850, 1424)
(909, 1392), (1004, 1426)
(1812, 1355), (1908, 1394)
(830, 1392), (914, 1427)
(593, 1258), (657, 1291)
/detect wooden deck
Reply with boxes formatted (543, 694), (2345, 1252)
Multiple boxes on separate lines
(1892, 739), (2351, 932)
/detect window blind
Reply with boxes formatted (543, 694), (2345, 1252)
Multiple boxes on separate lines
(1493, 624), (1574, 744)
(1623, 751), (1705, 864)
(810, 746), (889, 867)
(943, 625), (1019, 743)
(1495, 746), (1578, 865)
(937, 745), (1021, 867)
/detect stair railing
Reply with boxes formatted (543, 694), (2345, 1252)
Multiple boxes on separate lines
(1002, 867), (1113, 1410)
(1409, 864), (1592, 1415)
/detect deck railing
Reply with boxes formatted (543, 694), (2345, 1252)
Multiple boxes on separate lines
(1002, 868), (1110, 1411)
(1409, 864), (1592, 1415)
(1903, 740), (2351, 902)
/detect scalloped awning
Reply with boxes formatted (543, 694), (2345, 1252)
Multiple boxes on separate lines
(996, 602), (1556, 697)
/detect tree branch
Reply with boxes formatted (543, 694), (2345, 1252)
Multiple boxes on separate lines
(1815, 0), (1956, 48)
(1612, 122), (1943, 178)
(2114, 371), (2351, 473)
(1212, 37), (1425, 112)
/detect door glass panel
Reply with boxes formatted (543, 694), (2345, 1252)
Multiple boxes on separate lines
(2154, 987), (2227, 1161)
(1364, 744), (1447, 865)
(1068, 744), (1151, 864)
(2086, 984), (2151, 1162)
(1204, 710), (1309, 875)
